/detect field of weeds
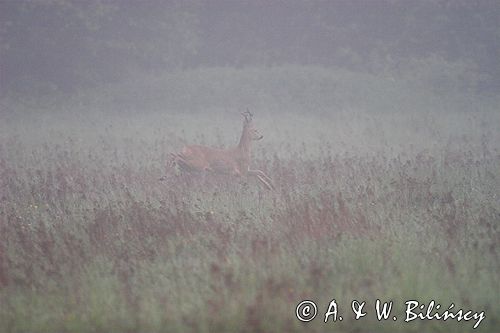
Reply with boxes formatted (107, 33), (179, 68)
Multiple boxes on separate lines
(0, 107), (499, 332)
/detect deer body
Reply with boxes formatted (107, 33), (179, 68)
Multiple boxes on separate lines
(174, 145), (247, 176)
(171, 111), (274, 190)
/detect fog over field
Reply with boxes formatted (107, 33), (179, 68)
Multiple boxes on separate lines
(0, 1), (499, 332)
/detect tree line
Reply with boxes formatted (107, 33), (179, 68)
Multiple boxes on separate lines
(1, 0), (499, 96)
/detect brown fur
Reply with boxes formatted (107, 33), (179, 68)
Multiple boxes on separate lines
(171, 111), (274, 190)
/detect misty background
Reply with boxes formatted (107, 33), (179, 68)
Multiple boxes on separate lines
(1, 2), (500, 332)
(1, 0), (499, 112)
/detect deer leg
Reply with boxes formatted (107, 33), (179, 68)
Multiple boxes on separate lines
(258, 170), (273, 184)
(248, 169), (275, 190)
(160, 154), (179, 181)
(257, 174), (274, 190)
(249, 169), (274, 185)
(169, 153), (182, 170)
(173, 155), (197, 172)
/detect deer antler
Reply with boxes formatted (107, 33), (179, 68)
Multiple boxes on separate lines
(241, 108), (253, 122)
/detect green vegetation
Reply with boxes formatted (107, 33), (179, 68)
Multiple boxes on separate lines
(1, 67), (499, 332)
(2, 1), (499, 331)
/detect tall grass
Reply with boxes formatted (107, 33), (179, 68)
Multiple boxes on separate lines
(1, 104), (498, 332)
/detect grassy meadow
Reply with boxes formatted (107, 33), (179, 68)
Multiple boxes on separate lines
(0, 67), (499, 332)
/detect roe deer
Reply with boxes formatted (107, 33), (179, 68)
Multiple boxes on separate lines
(170, 110), (274, 190)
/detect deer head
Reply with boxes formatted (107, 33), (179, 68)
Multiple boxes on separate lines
(241, 109), (263, 140)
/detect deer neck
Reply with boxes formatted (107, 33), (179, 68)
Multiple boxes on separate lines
(237, 125), (252, 156)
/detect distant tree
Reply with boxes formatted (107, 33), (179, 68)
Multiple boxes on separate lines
(1, 0), (498, 96)
(0, 0), (200, 96)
